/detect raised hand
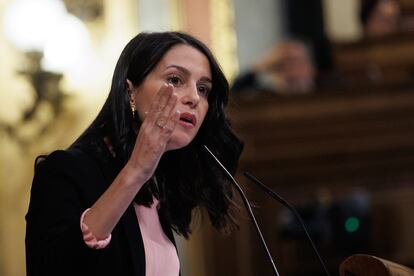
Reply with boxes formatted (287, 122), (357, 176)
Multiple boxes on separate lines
(127, 83), (180, 183)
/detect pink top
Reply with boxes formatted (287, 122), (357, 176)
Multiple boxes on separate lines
(80, 198), (180, 276)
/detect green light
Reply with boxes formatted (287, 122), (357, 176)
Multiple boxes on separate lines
(345, 216), (360, 233)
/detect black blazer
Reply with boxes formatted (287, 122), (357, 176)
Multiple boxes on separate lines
(25, 145), (176, 276)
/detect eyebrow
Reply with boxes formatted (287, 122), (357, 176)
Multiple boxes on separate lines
(166, 64), (212, 84)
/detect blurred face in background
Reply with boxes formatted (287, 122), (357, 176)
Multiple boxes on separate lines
(364, 0), (401, 37)
(254, 40), (316, 94)
(268, 41), (316, 94)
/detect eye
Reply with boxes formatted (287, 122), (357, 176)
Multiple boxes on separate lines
(197, 84), (211, 97)
(167, 75), (183, 86)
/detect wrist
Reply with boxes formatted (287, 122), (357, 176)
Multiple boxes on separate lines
(122, 161), (152, 186)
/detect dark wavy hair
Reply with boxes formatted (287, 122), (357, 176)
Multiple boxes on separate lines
(72, 32), (243, 237)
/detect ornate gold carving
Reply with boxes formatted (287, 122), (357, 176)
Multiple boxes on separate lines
(62, 0), (104, 22)
(210, 0), (239, 81)
(169, 0), (185, 31)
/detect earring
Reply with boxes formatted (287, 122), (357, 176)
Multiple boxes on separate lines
(131, 102), (136, 120)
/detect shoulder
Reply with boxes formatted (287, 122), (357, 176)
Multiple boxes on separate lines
(38, 148), (89, 165)
(36, 148), (96, 174)
(30, 147), (109, 209)
(33, 147), (103, 194)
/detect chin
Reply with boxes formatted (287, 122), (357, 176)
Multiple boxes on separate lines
(166, 131), (195, 151)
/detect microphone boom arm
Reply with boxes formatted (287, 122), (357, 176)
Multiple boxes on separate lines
(244, 171), (331, 276)
(203, 146), (280, 276)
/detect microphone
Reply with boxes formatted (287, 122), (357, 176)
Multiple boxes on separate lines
(203, 145), (280, 276)
(244, 171), (331, 276)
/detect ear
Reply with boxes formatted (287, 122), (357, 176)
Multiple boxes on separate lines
(126, 79), (135, 100)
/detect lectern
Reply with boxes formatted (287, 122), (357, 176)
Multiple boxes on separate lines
(340, 254), (414, 276)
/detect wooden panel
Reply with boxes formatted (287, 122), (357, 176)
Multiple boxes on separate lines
(229, 89), (414, 188)
(332, 33), (414, 87)
(199, 89), (414, 276)
(401, 0), (414, 14)
(334, 34), (414, 68)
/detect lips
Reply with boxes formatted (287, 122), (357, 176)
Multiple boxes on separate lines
(179, 112), (196, 128)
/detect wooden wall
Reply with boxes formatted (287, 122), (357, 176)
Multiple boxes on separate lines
(230, 89), (414, 189)
(223, 87), (414, 275)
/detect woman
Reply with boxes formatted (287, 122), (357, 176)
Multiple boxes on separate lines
(25, 32), (243, 276)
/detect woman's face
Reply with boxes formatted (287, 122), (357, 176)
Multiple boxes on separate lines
(129, 44), (212, 151)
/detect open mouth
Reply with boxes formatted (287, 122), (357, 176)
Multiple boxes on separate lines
(179, 113), (196, 126)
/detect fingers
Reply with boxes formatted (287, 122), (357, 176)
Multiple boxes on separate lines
(157, 86), (179, 128)
(127, 84), (180, 182)
(146, 84), (173, 123)
(138, 83), (179, 139)
(146, 83), (178, 128)
(163, 109), (180, 132)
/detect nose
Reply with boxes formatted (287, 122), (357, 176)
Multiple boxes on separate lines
(180, 84), (200, 108)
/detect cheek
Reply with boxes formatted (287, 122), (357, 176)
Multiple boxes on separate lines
(134, 89), (158, 119)
(135, 98), (150, 120)
(199, 102), (209, 124)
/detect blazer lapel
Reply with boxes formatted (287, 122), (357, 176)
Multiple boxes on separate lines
(76, 131), (147, 275)
(121, 204), (146, 276)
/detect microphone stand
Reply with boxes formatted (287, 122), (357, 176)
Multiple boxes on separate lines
(203, 146), (280, 276)
(244, 171), (331, 276)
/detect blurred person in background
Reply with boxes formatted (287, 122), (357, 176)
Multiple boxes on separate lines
(360, 0), (402, 38)
(231, 40), (316, 95)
